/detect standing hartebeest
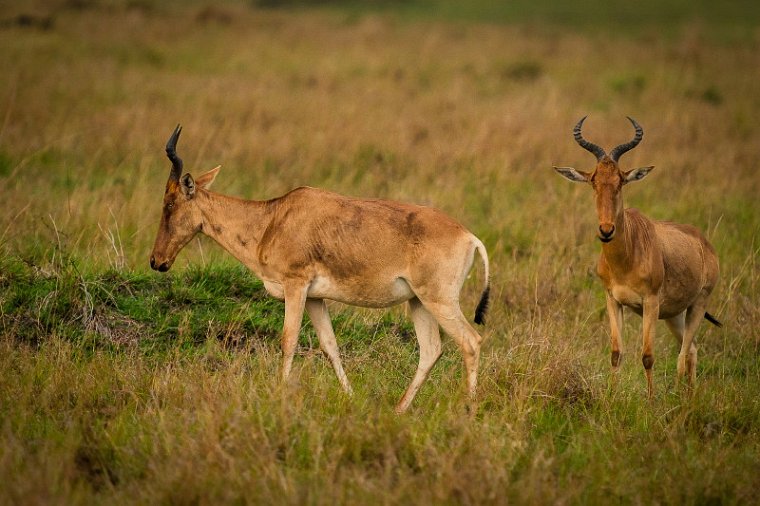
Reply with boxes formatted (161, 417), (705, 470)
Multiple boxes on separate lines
(150, 126), (490, 413)
(553, 116), (721, 397)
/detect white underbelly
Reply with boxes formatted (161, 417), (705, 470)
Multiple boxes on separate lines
(308, 275), (414, 308)
(262, 276), (415, 308)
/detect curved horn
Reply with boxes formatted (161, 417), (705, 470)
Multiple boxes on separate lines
(609, 116), (643, 162)
(573, 116), (606, 161)
(166, 124), (183, 181)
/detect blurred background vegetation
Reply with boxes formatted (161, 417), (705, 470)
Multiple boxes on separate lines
(0, 0), (758, 503)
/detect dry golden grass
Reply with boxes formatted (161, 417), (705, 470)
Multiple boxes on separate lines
(0, 2), (759, 504)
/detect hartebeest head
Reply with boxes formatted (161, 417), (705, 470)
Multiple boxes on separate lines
(149, 125), (220, 271)
(554, 116), (654, 242)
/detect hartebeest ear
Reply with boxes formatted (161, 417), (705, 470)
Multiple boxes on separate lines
(180, 166), (219, 198)
(553, 166), (591, 183)
(180, 173), (196, 197)
(195, 165), (220, 190)
(623, 165), (654, 184)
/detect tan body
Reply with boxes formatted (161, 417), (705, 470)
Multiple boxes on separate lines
(598, 207), (719, 391)
(195, 187), (482, 308)
(555, 117), (720, 396)
(599, 210), (718, 320)
(150, 126), (489, 413)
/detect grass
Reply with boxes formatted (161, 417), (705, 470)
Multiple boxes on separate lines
(1, 0), (759, 504)
(3, 258), (759, 504)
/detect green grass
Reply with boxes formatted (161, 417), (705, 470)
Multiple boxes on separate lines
(0, 0), (759, 504)
(3, 251), (757, 503)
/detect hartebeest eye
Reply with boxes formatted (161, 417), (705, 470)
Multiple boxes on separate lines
(166, 202), (174, 210)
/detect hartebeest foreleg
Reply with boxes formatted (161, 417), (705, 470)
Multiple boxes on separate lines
(281, 284), (309, 383)
(395, 298), (443, 413)
(605, 292), (624, 373)
(305, 299), (353, 394)
(641, 295), (659, 398)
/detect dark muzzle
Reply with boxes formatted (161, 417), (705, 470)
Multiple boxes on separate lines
(150, 255), (170, 272)
(598, 224), (615, 242)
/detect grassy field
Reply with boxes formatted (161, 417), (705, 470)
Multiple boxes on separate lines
(1, 0), (759, 503)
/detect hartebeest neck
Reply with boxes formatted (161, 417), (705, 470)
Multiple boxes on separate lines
(195, 190), (270, 271)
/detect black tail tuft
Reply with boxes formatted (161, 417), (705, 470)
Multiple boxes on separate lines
(704, 312), (723, 328)
(474, 284), (490, 325)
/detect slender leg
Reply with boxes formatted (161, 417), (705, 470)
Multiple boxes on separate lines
(680, 299), (708, 386)
(419, 298), (482, 403)
(641, 295), (659, 399)
(665, 311), (686, 386)
(305, 298), (353, 394)
(281, 283), (308, 383)
(664, 311), (686, 342)
(395, 298), (443, 414)
(606, 292), (624, 372)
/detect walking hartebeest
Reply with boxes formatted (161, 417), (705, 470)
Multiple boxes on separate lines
(554, 116), (721, 397)
(150, 126), (490, 413)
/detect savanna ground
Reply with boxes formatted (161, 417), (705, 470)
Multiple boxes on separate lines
(1, 0), (759, 503)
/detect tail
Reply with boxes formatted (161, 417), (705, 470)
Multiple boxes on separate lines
(473, 238), (490, 325)
(704, 312), (723, 328)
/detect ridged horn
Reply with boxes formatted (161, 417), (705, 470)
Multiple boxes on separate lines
(166, 124), (183, 181)
(573, 116), (606, 161)
(609, 116), (643, 162)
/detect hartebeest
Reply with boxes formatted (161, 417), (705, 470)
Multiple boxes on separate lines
(554, 116), (721, 396)
(150, 126), (490, 413)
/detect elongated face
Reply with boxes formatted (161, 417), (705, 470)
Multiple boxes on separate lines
(591, 158), (625, 242)
(553, 116), (653, 243)
(554, 158), (654, 242)
(149, 176), (202, 272)
(149, 126), (219, 272)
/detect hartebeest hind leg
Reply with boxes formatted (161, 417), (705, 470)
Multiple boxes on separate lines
(420, 299), (482, 402)
(680, 299), (708, 385)
(665, 310), (698, 387)
(666, 306), (702, 388)
(305, 298), (353, 394)
(665, 311), (687, 383)
(395, 298), (443, 414)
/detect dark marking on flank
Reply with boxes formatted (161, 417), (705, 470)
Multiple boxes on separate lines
(237, 235), (248, 247)
(642, 354), (654, 370)
(288, 259), (311, 273)
(309, 246), (325, 263)
(611, 350), (621, 367)
(212, 224), (223, 234)
(348, 206), (363, 229)
(405, 212), (425, 240)
(319, 248), (365, 280)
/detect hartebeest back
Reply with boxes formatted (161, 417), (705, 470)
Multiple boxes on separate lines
(150, 126), (490, 413)
(554, 116), (720, 397)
